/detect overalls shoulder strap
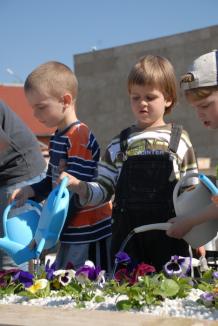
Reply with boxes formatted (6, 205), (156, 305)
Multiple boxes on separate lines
(120, 124), (183, 154)
(119, 127), (132, 154)
(168, 123), (183, 153)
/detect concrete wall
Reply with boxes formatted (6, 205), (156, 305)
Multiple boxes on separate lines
(74, 25), (218, 165)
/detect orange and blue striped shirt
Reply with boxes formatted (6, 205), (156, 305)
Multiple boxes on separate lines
(32, 121), (112, 244)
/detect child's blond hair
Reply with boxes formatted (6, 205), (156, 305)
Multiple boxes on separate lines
(127, 55), (177, 114)
(24, 61), (78, 99)
(180, 73), (218, 101)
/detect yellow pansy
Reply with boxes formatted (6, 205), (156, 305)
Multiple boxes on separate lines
(27, 279), (48, 294)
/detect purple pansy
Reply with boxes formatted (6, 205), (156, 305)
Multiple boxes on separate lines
(76, 263), (101, 281)
(200, 292), (214, 307)
(115, 252), (131, 265)
(53, 269), (75, 286)
(213, 271), (218, 280)
(13, 270), (34, 288)
(45, 259), (56, 281)
(75, 260), (105, 285)
(163, 255), (191, 277)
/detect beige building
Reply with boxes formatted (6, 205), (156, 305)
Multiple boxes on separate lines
(74, 25), (218, 168)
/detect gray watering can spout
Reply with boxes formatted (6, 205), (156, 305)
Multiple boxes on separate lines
(111, 222), (171, 278)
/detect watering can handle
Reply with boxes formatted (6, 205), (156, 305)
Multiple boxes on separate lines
(36, 237), (46, 258)
(173, 172), (200, 206)
(3, 200), (42, 238)
(133, 222), (171, 234)
(199, 173), (218, 195)
(53, 176), (69, 211)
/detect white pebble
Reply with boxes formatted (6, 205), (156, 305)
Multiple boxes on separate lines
(0, 288), (217, 320)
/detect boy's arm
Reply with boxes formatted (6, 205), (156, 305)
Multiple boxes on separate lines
(64, 126), (117, 206)
(179, 134), (199, 188)
(30, 155), (53, 201)
(167, 203), (218, 239)
(10, 174), (51, 206)
(10, 185), (35, 207)
(31, 176), (52, 202)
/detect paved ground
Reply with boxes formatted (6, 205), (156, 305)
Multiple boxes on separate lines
(0, 304), (218, 326)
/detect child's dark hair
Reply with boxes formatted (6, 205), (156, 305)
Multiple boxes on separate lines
(127, 55), (177, 114)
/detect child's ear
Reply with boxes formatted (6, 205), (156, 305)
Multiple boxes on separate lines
(165, 98), (172, 108)
(62, 93), (72, 107)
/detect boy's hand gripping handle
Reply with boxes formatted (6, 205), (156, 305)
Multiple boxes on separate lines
(53, 176), (69, 212)
(199, 173), (218, 205)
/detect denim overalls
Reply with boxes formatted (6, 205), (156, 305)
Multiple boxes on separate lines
(111, 124), (189, 271)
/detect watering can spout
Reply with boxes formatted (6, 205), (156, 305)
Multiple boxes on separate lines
(0, 238), (22, 259)
(0, 237), (35, 265)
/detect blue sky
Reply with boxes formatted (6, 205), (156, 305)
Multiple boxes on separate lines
(1, 0), (218, 83)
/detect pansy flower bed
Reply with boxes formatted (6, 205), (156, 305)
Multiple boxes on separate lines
(0, 253), (218, 320)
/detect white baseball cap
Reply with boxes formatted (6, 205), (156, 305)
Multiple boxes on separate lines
(182, 50), (218, 90)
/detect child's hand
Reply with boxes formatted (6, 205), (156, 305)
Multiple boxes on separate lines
(195, 246), (206, 257)
(57, 172), (88, 199)
(57, 171), (79, 189)
(211, 195), (218, 206)
(9, 186), (35, 207)
(166, 216), (193, 239)
(28, 239), (36, 250)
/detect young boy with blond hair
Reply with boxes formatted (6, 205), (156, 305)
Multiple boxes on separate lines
(167, 50), (218, 239)
(11, 61), (112, 271)
(57, 55), (199, 271)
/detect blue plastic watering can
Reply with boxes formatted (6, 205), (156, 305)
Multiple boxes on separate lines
(0, 177), (69, 265)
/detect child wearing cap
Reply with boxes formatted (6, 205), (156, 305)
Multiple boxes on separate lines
(167, 50), (218, 239)
(57, 54), (199, 271)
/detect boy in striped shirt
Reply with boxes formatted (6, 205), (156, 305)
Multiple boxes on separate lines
(11, 61), (112, 271)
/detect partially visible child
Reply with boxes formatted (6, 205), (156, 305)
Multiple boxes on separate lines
(57, 55), (199, 271)
(0, 100), (46, 270)
(167, 50), (218, 240)
(11, 61), (112, 271)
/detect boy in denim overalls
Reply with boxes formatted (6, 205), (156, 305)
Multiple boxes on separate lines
(58, 55), (199, 271)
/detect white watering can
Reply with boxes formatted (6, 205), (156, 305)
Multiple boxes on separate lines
(173, 173), (218, 248)
(111, 173), (218, 278)
(117, 173), (218, 250)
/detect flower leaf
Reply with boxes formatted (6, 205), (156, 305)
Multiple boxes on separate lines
(154, 278), (179, 298)
(116, 299), (132, 311)
(94, 295), (105, 303)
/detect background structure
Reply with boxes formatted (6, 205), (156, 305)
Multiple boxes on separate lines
(74, 25), (218, 166)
